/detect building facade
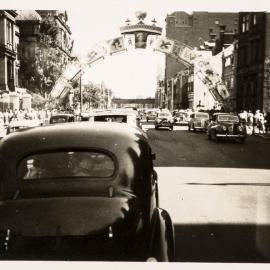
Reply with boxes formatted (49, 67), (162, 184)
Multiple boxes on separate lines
(236, 12), (270, 112)
(165, 11), (238, 110)
(16, 10), (74, 98)
(0, 10), (18, 93)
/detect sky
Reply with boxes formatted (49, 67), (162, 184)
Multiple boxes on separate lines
(2, 0), (270, 98)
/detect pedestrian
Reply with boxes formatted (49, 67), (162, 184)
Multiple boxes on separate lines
(265, 112), (270, 135)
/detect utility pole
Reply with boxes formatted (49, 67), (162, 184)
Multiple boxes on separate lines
(80, 74), (82, 114)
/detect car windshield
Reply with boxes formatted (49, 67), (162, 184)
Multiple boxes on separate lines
(94, 115), (127, 123)
(158, 113), (171, 117)
(17, 151), (115, 180)
(51, 116), (69, 123)
(218, 115), (239, 122)
(195, 113), (209, 119)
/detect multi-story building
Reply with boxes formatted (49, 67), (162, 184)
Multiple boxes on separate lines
(0, 10), (18, 93)
(16, 10), (74, 98)
(165, 11), (238, 110)
(236, 12), (270, 112)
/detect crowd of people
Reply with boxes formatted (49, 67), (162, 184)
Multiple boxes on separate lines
(238, 110), (270, 136)
(0, 108), (53, 126)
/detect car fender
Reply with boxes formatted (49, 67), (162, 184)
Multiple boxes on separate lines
(147, 208), (175, 262)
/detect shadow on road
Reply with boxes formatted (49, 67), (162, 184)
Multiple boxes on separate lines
(174, 224), (270, 263)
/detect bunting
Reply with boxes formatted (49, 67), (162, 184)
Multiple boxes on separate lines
(154, 37), (175, 54)
(107, 36), (126, 54)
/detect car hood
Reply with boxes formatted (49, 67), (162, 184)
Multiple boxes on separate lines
(0, 196), (142, 237)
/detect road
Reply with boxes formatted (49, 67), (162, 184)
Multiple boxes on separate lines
(143, 121), (270, 262)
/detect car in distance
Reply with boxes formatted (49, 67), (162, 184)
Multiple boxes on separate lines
(188, 112), (209, 132)
(146, 110), (159, 122)
(0, 122), (174, 261)
(89, 110), (142, 129)
(207, 113), (247, 143)
(173, 111), (189, 126)
(49, 113), (75, 124)
(155, 111), (174, 131)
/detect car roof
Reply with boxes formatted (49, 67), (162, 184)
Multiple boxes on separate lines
(50, 113), (74, 117)
(0, 122), (151, 194)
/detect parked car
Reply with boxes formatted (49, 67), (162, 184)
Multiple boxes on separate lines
(173, 111), (189, 126)
(49, 113), (75, 124)
(146, 110), (158, 122)
(155, 112), (174, 131)
(0, 122), (174, 261)
(207, 113), (247, 143)
(6, 119), (42, 134)
(89, 110), (142, 129)
(188, 112), (209, 132)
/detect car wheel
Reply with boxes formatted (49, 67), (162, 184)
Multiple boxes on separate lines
(170, 126), (173, 131)
(155, 126), (158, 130)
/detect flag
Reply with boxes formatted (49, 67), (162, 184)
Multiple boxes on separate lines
(146, 35), (158, 50)
(124, 34), (135, 49)
(87, 43), (108, 65)
(178, 45), (196, 63)
(155, 37), (175, 54)
(107, 36), (126, 54)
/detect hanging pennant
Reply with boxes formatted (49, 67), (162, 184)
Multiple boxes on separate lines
(124, 34), (135, 49)
(107, 36), (126, 55)
(87, 43), (108, 65)
(154, 37), (175, 54)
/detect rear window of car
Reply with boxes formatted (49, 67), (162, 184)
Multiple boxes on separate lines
(50, 116), (69, 123)
(158, 113), (171, 117)
(94, 115), (127, 123)
(17, 151), (115, 180)
(218, 115), (239, 122)
(195, 113), (209, 119)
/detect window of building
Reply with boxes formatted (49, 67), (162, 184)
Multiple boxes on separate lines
(6, 20), (13, 50)
(253, 14), (257, 25)
(215, 19), (220, 25)
(241, 15), (250, 33)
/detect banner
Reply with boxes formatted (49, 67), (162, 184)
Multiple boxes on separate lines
(49, 76), (70, 99)
(146, 35), (158, 50)
(124, 34), (135, 49)
(107, 36), (126, 54)
(87, 43), (108, 65)
(154, 37), (175, 54)
(178, 45), (196, 63)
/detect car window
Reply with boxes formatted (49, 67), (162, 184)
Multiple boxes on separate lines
(50, 116), (68, 123)
(158, 113), (171, 117)
(94, 115), (127, 123)
(17, 151), (115, 180)
(195, 113), (209, 119)
(218, 115), (239, 122)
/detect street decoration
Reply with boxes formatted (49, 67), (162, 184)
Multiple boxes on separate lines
(49, 11), (230, 107)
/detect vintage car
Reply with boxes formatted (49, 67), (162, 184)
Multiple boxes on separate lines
(89, 110), (142, 129)
(207, 113), (247, 143)
(0, 122), (174, 261)
(146, 110), (159, 122)
(154, 112), (174, 131)
(49, 113), (75, 124)
(173, 111), (189, 126)
(6, 119), (42, 135)
(188, 112), (209, 132)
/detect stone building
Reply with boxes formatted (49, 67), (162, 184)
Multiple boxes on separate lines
(0, 10), (18, 93)
(236, 12), (270, 112)
(16, 10), (74, 99)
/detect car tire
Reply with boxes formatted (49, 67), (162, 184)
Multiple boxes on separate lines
(170, 126), (173, 131)
(155, 126), (158, 130)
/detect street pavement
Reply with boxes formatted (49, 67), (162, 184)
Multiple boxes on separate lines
(143, 121), (270, 262)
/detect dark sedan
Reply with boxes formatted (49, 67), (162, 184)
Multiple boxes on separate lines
(207, 113), (247, 143)
(0, 122), (174, 261)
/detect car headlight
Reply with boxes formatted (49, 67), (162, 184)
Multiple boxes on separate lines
(156, 119), (161, 123)
(222, 126), (227, 131)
